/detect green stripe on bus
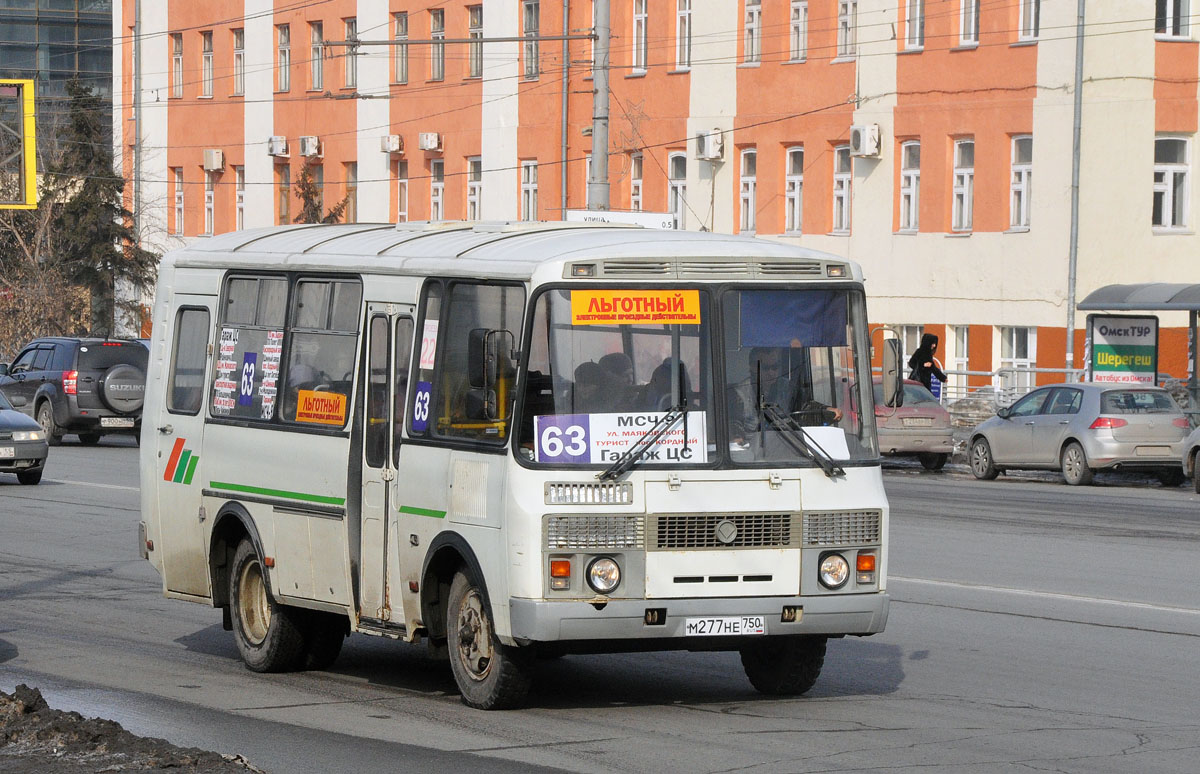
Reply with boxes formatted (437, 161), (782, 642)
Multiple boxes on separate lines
(182, 455), (199, 486)
(398, 505), (446, 519)
(209, 481), (346, 506)
(172, 450), (191, 483)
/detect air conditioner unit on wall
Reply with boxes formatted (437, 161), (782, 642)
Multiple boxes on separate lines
(849, 124), (880, 157)
(299, 136), (321, 157)
(417, 132), (442, 152)
(380, 134), (403, 154)
(695, 129), (724, 161)
(267, 136), (288, 156)
(202, 149), (224, 171)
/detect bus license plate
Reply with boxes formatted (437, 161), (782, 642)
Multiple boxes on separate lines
(684, 616), (765, 636)
(0, 446), (13, 458)
(101, 417), (135, 428)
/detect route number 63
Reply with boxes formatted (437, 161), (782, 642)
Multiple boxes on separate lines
(540, 424), (586, 457)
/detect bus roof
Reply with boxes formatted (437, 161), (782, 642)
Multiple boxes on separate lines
(165, 221), (864, 283)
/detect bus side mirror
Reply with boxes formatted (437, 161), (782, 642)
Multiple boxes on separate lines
(882, 339), (904, 408)
(0, 363), (8, 376)
(466, 328), (516, 421)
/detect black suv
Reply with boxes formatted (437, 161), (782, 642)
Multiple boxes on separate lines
(0, 338), (147, 445)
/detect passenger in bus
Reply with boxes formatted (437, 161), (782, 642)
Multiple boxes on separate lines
(572, 361), (609, 413)
(729, 347), (841, 441)
(639, 357), (691, 411)
(598, 352), (639, 410)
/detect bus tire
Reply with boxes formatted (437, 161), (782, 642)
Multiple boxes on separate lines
(229, 540), (305, 673)
(740, 636), (827, 696)
(446, 571), (532, 710)
(302, 611), (347, 671)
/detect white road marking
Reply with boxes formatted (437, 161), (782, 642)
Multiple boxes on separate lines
(891, 575), (1200, 616)
(45, 479), (139, 492)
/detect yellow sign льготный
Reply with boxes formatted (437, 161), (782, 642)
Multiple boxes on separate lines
(570, 289), (701, 325)
(295, 389), (347, 426)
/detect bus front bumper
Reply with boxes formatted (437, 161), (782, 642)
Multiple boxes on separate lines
(509, 592), (889, 645)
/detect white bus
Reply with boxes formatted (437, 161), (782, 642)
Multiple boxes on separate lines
(139, 221), (901, 709)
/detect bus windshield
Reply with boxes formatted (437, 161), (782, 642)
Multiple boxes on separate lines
(518, 285), (877, 469)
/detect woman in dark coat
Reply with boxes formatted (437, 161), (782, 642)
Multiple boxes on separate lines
(907, 333), (947, 391)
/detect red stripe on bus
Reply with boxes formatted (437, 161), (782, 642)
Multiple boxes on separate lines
(164, 438), (186, 481)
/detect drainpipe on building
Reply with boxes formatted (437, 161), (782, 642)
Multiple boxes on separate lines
(1065, 0), (1084, 377)
(560, 0), (569, 216)
(587, 0), (609, 210)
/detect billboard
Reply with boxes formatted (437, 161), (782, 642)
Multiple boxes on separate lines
(1086, 314), (1158, 385)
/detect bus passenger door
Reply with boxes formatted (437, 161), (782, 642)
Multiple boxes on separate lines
(155, 297), (216, 597)
(359, 305), (414, 624)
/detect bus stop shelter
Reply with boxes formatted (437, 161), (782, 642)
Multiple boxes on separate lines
(1077, 283), (1200, 406)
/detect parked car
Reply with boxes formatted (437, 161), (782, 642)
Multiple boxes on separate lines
(0, 337), (147, 446)
(0, 391), (48, 484)
(969, 383), (1190, 486)
(873, 378), (954, 470)
(1179, 424), (1200, 493)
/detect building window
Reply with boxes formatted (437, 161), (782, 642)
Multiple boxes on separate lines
(832, 145), (851, 233)
(171, 34), (182, 98)
(999, 326), (1036, 392)
(344, 19), (357, 88)
(201, 32), (213, 97)
(1010, 135), (1032, 229)
(468, 6), (483, 78)
(785, 147), (803, 233)
(790, 2), (808, 61)
(630, 152), (643, 211)
(900, 325), (924, 364)
(345, 162), (357, 223)
(949, 325), (969, 395)
(669, 152), (687, 229)
(1154, 136), (1190, 229)
(899, 141), (920, 231)
(235, 166), (245, 230)
(396, 160), (408, 222)
(744, 0), (761, 63)
(277, 25), (290, 92)
(739, 149), (757, 233)
(203, 171), (215, 235)
(1156, 0), (1190, 38)
(1019, 0), (1040, 40)
(467, 157), (482, 219)
(430, 159), (444, 221)
(277, 164), (290, 224)
(632, 0), (648, 72)
(952, 139), (974, 232)
(676, 0), (691, 69)
(523, 1), (540, 79)
(960, 0), (979, 45)
(308, 22), (323, 90)
(232, 29), (244, 95)
(314, 165), (325, 213)
(430, 10), (445, 80)
(905, 0), (924, 49)
(521, 160), (539, 221)
(172, 168), (183, 234)
(837, 1), (857, 56)
(394, 13), (409, 84)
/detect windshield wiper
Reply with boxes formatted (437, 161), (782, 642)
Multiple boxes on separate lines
(597, 404), (686, 481)
(759, 402), (846, 478)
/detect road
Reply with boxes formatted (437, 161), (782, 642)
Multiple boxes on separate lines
(2, 441), (1198, 773)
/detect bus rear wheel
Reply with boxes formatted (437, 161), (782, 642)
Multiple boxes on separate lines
(229, 540), (305, 672)
(740, 636), (827, 696)
(446, 571), (532, 710)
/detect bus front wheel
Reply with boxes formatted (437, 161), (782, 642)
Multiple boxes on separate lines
(446, 571), (532, 710)
(740, 636), (827, 696)
(229, 540), (306, 672)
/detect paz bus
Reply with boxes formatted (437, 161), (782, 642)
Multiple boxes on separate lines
(139, 221), (901, 709)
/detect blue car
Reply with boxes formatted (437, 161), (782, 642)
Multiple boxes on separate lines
(0, 391), (48, 484)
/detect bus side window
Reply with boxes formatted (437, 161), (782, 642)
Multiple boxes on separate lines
(392, 316), (414, 466)
(167, 307), (210, 415)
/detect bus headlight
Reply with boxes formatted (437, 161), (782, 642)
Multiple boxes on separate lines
(818, 553), (849, 590)
(586, 557), (621, 594)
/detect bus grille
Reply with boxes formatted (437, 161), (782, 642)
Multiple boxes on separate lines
(650, 513), (798, 550)
(546, 515), (645, 549)
(802, 510), (882, 546)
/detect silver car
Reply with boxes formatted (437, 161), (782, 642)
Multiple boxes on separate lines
(969, 383), (1190, 486)
(1179, 424), (1200, 493)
